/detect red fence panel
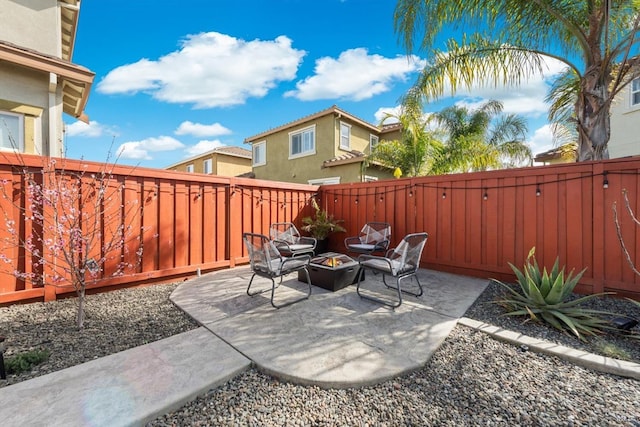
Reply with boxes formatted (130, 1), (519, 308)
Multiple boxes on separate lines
(322, 158), (640, 299)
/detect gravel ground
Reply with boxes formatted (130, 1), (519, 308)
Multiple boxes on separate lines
(1, 279), (639, 426)
(0, 282), (199, 387)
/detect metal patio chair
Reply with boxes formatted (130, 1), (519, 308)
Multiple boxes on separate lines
(344, 222), (391, 255)
(356, 232), (429, 308)
(270, 222), (317, 257)
(243, 232), (312, 309)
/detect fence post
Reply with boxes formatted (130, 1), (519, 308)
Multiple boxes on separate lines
(591, 162), (605, 294)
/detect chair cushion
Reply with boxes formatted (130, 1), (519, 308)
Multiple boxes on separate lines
(361, 258), (403, 275)
(347, 243), (376, 252)
(286, 244), (314, 252)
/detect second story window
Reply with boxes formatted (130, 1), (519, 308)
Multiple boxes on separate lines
(340, 122), (351, 150)
(632, 78), (640, 107)
(370, 134), (379, 152)
(289, 125), (315, 158)
(203, 158), (213, 174)
(253, 141), (266, 166)
(186, 164), (194, 173)
(0, 111), (24, 151)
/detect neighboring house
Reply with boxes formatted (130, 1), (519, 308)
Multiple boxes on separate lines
(609, 77), (640, 159)
(244, 105), (395, 185)
(534, 143), (577, 165)
(0, 0), (94, 157)
(166, 146), (253, 177)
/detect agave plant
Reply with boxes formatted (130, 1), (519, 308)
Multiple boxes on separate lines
(494, 247), (615, 340)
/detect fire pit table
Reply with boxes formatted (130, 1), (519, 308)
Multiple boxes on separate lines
(298, 252), (363, 292)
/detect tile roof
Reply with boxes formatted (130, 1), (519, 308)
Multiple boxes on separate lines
(322, 150), (366, 168)
(534, 143), (577, 162)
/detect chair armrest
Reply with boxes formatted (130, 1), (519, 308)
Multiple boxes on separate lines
(374, 240), (390, 251)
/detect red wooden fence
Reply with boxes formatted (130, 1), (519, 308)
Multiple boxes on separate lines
(322, 157), (640, 298)
(1, 154), (640, 304)
(0, 154), (317, 303)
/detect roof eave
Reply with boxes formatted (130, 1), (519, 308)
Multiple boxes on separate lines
(0, 41), (94, 123)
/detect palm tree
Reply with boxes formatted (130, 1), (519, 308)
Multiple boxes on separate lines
(369, 105), (441, 177)
(394, 0), (640, 161)
(431, 100), (531, 173)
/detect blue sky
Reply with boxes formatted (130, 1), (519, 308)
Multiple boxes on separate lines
(64, 0), (565, 169)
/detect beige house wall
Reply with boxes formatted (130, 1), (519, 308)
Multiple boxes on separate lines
(0, 62), (56, 156)
(0, 0), (60, 57)
(168, 152), (251, 177)
(214, 154), (252, 176)
(609, 81), (640, 159)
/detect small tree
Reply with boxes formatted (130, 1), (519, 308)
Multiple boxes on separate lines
(613, 189), (640, 277)
(0, 154), (145, 329)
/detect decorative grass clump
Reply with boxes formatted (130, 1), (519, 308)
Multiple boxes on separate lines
(494, 247), (615, 340)
(5, 349), (50, 375)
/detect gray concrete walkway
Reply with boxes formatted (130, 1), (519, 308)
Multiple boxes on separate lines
(0, 267), (488, 426)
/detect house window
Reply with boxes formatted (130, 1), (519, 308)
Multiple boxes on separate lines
(632, 78), (640, 106)
(308, 176), (340, 185)
(203, 159), (213, 174)
(289, 126), (315, 158)
(364, 175), (378, 182)
(370, 134), (379, 152)
(186, 164), (194, 173)
(340, 122), (351, 150)
(0, 111), (24, 151)
(253, 141), (266, 166)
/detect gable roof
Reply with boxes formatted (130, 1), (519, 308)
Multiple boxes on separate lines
(0, 41), (94, 123)
(244, 105), (380, 143)
(164, 145), (252, 169)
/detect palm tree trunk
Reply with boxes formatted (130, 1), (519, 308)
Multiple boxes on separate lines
(576, 59), (612, 161)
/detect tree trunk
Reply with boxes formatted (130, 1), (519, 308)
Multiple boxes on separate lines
(76, 284), (86, 330)
(576, 42), (612, 161)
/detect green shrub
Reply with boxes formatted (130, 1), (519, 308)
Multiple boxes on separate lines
(494, 247), (615, 340)
(5, 349), (50, 375)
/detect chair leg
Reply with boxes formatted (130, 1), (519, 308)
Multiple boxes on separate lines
(383, 273), (424, 297)
(356, 268), (402, 308)
(248, 273), (283, 297)
(270, 268), (312, 309)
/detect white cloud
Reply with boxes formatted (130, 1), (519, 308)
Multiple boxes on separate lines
(185, 140), (224, 156)
(285, 48), (426, 101)
(97, 32), (306, 108)
(116, 136), (185, 160)
(175, 121), (232, 137)
(65, 120), (113, 138)
(528, 124), (555, 156)
(374, 106), (402, 124)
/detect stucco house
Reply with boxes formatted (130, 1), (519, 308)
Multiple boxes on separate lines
(609, 77), (640, 159)
(166, 146), (253, 177)
(244, 105), (397, 185)
(0, 0), (94, 158)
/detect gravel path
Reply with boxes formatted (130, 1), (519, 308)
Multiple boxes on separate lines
(1, 279), (639, 426)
